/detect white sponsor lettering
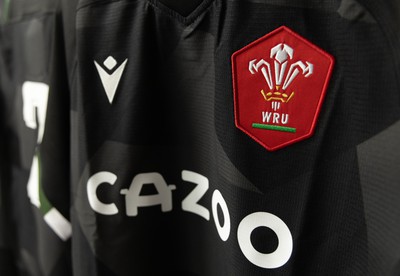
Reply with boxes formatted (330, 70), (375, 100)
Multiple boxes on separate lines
(181, 170), (210, 220)
(237, 212), (293, 269)
(120, 173), (176, 216)
(211, 190), (231, 242)
(86, 170), (293, 269)
(87, 171), (119, 215)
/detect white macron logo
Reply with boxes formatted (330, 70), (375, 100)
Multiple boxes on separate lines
(94, 56), (128, 104)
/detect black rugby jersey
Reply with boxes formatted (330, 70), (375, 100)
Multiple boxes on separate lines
(70, 0), (400, 275)
(0, 0), (399, 275)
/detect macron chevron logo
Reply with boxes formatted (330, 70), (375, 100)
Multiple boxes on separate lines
(94, 56), (128, 104)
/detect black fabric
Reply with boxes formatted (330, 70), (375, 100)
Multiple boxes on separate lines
(0, 30), (18, 276)
(0, 0), (399, 275)
(69, 0), (400, 275)
(158, 0), (204, 16)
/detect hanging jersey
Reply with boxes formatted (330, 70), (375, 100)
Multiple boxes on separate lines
(70, 0), (400, 275)
(0, 0), (72, 275)
(0, 0), (399, 275)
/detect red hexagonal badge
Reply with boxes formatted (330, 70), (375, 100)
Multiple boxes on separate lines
(232, 26), (334, 151)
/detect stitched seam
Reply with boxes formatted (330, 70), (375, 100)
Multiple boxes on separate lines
(77, 0), (215, 26)
(148, 0), (215, 26)
(186, 0), (216, 26)
(146, 0), (187, 26)
(77, 0), (121, 12)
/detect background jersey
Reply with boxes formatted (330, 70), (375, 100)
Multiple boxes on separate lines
(70, 0), (400, 275)
(0, 0), (72, 275)
(0, 9), (18, 273)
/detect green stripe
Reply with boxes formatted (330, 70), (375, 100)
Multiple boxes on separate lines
(37, 151), (52, 214)
(252, 123), (296, 133)
(2, 0), (10, 23)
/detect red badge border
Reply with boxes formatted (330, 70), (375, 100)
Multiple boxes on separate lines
(231, 26), (335, 151)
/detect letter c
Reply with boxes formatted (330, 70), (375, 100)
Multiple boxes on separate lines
(87, 172), (119, 215)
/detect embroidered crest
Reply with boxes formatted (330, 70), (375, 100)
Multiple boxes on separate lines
(232, 26), (334, 151)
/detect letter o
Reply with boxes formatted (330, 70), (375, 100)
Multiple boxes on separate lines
(211, 190), (231, 241)
(237, 212), (292, 269)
